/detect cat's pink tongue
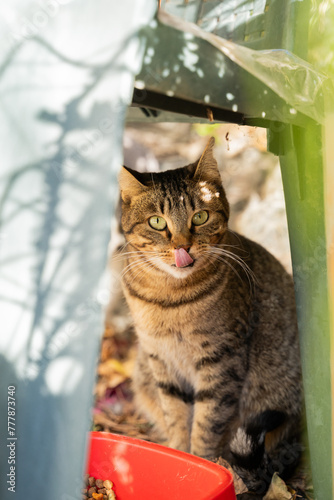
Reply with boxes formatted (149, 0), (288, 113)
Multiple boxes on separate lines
(174, 247), (194, 268)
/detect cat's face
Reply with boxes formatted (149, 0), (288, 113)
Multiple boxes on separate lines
(119, 137), (229, 279)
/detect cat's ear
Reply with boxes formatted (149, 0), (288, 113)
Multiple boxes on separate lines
(193, 137), (221, 184)
(119, 166), (148, 203)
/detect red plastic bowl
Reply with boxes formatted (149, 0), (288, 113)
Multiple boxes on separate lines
(87, 432), (236, 500)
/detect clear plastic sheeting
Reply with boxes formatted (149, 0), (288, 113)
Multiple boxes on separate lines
(160, 0), (270, 45)
(159, 10), (334, 124)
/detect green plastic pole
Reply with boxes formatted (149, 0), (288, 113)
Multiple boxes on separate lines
(324, 111), (334, 498)
(269, 121), (333, 499)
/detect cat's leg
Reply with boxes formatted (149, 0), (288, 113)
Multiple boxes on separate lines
(134, 346), (192, 452)
(190, 361), (242, 459)
(132, 347), (168, 439)
(190, 393), (237, 459)
(231, 343), (303, 493)
(149, 354), (193, 452)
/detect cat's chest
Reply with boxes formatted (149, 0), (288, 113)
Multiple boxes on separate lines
(130, 302), (215, 381)
(147, 328), (203, 385)
(129, 300), (207, 340)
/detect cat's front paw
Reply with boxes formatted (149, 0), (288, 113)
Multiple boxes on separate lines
(168, 438), (190, 453)
(190, 444), (217, 460)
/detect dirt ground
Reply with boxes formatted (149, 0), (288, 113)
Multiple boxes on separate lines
(92, 123), (312, 499)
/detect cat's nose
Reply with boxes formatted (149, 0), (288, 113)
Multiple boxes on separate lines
(172, 234), (192, 251)
(175, 244), (191, 253)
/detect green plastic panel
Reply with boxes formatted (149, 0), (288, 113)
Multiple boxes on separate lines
(129, 0), (332, 127)
(131, 15), (313, 126)
(160, 0), (308, 52)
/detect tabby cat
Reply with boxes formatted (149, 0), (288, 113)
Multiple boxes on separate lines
(119, 137), (302, 494)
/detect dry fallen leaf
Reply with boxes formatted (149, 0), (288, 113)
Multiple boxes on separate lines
(264, 473), (296, 500)
(98, 358), (129, 377)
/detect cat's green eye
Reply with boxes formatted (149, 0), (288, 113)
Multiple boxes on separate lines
(192, 210), (209, 226)
(149, 216), (167, 231)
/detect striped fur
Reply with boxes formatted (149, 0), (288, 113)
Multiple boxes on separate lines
(118, 137), (302, 493)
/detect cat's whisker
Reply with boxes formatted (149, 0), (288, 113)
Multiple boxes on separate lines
(112, 248), (158, 265)
(121, 257), (150, 279)
(113, 250), (157, 260)
(145, 255), (168, 269)
(128, 253), (165, 282)
(205, 247), (257, 293)
(121, 255), (148, 269)
(121, 251), (165, 281)
(203, 250), (244, 285)
(204, 252), (221, 273)
(115, 238), (136, 253)
(112, 252), (139, 262)
(210, 250), (256, 290)
(212, 242), (250, 255)
(231, 258), (257, 289)
(121, 262), (144, 280)
(122, 265), (150, 283)
(115, 236), (146, 253)
(112, 243), (135, 260)
(129, 260), (156, 283)
(209, 246), (258, 284)
(212, 243), (243, 248)
(215, 251), (251, 276)
(212, 250), (253, 277)
(227, 228), (245, 247)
